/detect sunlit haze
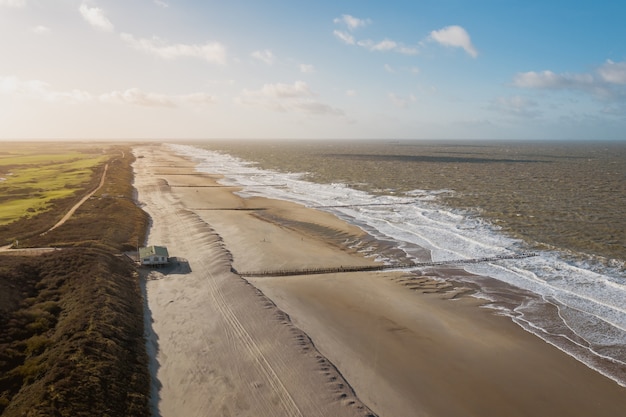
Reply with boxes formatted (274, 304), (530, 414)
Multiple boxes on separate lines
(1, 0), (625, 140)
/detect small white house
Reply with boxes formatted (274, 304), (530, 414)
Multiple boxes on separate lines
(139, 246), (169, 266)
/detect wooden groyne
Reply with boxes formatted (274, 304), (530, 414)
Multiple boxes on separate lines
(311, 201), (416, 209)
(170, 185), (240, 188)
(154, 173), (222, 177)
(235, 252), (538, 278)
(170, 184), (285, 188)
(189, 207), (267, 211)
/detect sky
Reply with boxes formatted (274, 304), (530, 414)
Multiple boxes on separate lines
(0, 0), (625, 141)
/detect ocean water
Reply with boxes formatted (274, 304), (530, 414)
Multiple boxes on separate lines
(168, 141), (626, 387)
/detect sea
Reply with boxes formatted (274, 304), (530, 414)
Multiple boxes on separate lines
(168, 140), (626, 387)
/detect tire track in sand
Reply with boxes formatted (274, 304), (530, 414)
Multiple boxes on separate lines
(174, 206), (304, 417)
(205, 268), (303, 417)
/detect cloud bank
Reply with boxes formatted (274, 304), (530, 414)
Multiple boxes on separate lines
(513, 60), (626, 100)
(0, 75), (216, 108)
(237, 81), (344, 116)
(120, 33), (227, 65)
(0, 76), (91, 103)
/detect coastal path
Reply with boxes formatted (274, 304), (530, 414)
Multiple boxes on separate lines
(44, 163), (109, 234)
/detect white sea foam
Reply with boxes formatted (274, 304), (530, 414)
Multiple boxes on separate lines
(169, 143), (626, 387)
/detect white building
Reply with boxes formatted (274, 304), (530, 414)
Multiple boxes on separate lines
(139, 246), (169, 266)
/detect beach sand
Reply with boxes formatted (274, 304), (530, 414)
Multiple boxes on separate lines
(133, 144), (626, 417)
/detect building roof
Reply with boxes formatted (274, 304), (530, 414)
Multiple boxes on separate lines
(139, 245), (169, 258)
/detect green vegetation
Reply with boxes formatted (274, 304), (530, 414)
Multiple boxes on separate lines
(0, 144), (150, 416)
(0, 145), (107, 227)
(0, 144), (146, 251)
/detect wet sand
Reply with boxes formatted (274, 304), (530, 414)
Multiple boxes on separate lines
(133, 144), (626, 417)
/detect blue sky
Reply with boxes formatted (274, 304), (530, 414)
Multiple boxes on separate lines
(1, 0), (625, 140)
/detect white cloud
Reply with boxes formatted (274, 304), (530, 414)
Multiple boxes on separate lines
(259, 81), (312, 98)
(154, 0), (168, 8)
(0, 75), (215, 108)
(429, 25), (477, 58)
(251, 49), (274, 65)
(299, 64), (315, 73)
(358, 39), (397, 52)
(333, 30), (355, 45)
(237, 81), (343, 116)
(99, 89), (216, 108)
(333, 15), (371, 31)
(512, 71), (555, 89)
(384, 64), (395, 73)
(79, 3), (114, 32)
(0, 0), (26, 7)
(100, 88), (175, 107)
(512, 70), (593, 89)
(512, 61), (626, 103)
(293, 101), (344, 115)
(32, 25), (51, 35)
(334, 29), (417, 55)
(348, 37), (417, 55)
(334, 19), (478, 58)
(334, 14), (414, 53)
(346, 90), (357, 97)
(120, 33), (227, 65)
(0, 76), (92, 103)
(598, 60), (626, 85)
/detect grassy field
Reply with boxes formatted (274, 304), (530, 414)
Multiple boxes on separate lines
(0, 143), (150, 416)
(0, 144), (108, 227)
(0, 143), (146, 251)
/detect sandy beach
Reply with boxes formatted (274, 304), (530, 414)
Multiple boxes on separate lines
(133, 144), (626, 417)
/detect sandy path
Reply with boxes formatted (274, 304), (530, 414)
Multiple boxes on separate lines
(47, 163), (109, 233)
(134, 144), (626, 417)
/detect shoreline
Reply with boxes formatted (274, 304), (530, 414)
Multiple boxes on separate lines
(134, 144), (626, 417)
